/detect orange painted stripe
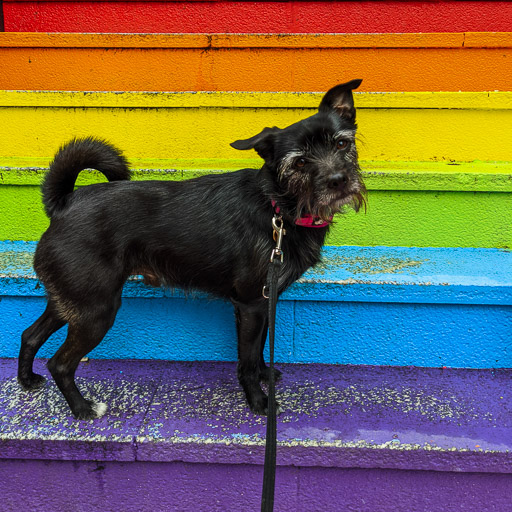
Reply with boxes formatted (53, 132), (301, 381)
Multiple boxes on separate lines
(3, 32), (511, 48)
(464, 32), (512, 47)
(1, 32), (511, 92)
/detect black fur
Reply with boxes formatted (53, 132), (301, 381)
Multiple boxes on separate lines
(18, 80), (366, 419)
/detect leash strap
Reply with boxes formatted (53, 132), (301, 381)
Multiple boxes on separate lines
(261, 255), (281, 512)
(261, 213), (285, 512)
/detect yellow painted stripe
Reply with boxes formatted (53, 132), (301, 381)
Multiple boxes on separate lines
(0, 91), (511, 165)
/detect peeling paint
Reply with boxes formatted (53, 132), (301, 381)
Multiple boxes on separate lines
(313, 255), (427, 276)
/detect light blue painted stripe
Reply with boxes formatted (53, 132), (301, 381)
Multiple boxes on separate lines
(2, 241), (511, 306)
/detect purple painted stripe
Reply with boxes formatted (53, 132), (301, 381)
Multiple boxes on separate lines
(1, 358), (511, 474)
(2, 459), (512, 512)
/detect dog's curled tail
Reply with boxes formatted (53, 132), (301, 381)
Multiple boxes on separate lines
(42, 136), (131, 218)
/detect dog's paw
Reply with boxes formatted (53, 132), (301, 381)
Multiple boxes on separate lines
(250, 397), (283, 417)
(259, 366), (283, 384)
(73, 400), (108, 420)
(91, 401), (108, 418)
(268, 402), (284, 416)
(18, 373), (46, 391)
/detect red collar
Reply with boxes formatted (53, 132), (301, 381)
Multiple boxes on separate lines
(271, 201), (332, 228)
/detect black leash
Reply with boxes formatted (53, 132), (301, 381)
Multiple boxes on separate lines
(261, 214), (285, 512)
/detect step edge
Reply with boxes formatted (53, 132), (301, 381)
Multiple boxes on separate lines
(2, 90), (512, 110)
(1, 163), (512, 192)
(1, 435), (511, 474)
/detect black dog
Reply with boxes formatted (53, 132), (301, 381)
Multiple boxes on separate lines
(18, 80), (366, 419)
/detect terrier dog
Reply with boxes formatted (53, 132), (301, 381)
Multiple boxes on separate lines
(18, 80), (366, 419)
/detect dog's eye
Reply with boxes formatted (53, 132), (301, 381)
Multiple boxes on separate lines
(337, 140), (349, 150)
(295, 157), (306, 168)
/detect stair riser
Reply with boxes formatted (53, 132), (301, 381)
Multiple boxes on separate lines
(2, 91), (511, 164)
(1, 32), (511, 92)
(2, 184), (510, 248)
(0, 458), (510, 512)
(2, 295), (511, 368)
(4, 0), (512, 33)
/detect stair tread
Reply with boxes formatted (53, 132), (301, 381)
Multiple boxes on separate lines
(2, 241), (511, 305)
(2, 161), (512, 191)
(1, 358), (511, 472)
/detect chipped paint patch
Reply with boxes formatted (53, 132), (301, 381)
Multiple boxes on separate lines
(0, 251), (35, 275)
(0, 374), (156, 443)
(314, 255), (427, 276)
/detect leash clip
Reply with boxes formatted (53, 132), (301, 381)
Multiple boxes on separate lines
(263, 215), (286, 298)
(270, 215), (285, 263)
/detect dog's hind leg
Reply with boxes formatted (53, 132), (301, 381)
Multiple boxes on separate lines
(234, 300), (277, 415)
(18, 301), (66, 390)
(47, 294), (121, 420)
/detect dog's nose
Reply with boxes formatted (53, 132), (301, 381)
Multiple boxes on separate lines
(327, 173), (349, 191)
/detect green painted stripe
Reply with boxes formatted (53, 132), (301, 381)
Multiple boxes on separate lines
(1, 183), (510, 249)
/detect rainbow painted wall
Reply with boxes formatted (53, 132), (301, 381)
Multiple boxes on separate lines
(1, 2), (512, 510)
(0, 4), (511, 248)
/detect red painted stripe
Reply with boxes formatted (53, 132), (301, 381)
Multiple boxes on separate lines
(4, 1), (512, 33)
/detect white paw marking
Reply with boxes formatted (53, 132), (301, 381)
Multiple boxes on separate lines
(92, 401), (108, 418)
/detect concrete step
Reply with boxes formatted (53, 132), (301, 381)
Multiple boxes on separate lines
(1, 358), (511, 511)
(1, 162), (511, 248)
(3, 0), (511, 34)
(1, 241), (511, 367)
(1, 33), (512, 93)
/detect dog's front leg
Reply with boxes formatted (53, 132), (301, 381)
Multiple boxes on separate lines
(233, 300), (274, 415)
(259, 324), (283, 385)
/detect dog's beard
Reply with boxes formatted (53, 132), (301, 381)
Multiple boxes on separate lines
(335, 187), (367, 214)
(277, 155), (366, 222)
(294, 183), (367, 223)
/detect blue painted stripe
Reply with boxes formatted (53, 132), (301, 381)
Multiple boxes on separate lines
(2, 295), (511, 367)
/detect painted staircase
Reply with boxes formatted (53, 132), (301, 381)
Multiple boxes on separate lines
(1, 1), (512, 510)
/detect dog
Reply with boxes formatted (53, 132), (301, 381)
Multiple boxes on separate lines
(18, 79), (366, 419)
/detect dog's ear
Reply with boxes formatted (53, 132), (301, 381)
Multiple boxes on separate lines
(318, 79), (362, 122)
(230, 127), (281, 163)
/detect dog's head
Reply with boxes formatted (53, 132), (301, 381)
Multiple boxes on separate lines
(231, 79), (366, 223)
